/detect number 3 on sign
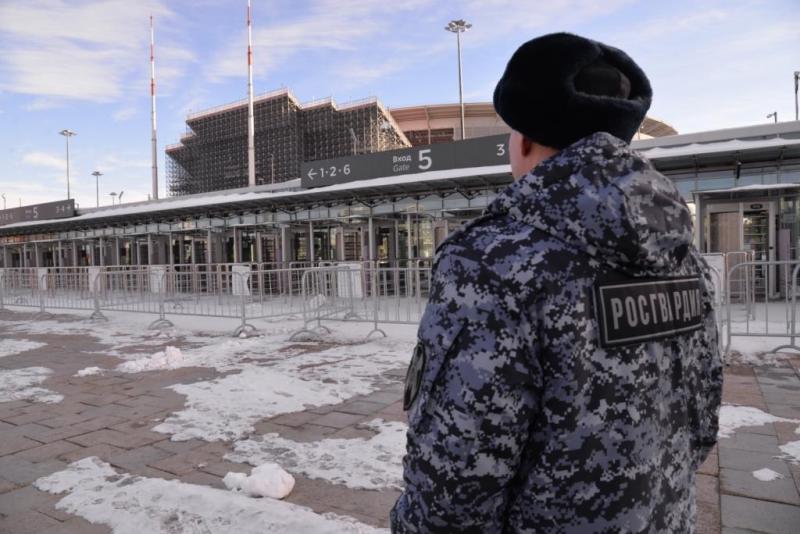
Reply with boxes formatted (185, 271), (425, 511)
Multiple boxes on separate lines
(418, 149), (432, 171)
(496, 143), (506, 157)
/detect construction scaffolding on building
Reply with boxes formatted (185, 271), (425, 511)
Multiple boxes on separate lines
(166, 88), (410, 196)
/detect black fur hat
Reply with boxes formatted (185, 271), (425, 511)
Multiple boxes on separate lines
(493, 32), (652, 148)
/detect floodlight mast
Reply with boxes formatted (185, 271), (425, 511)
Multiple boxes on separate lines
(246, 0), (256, 187)
(59, 129), (77, 199)
(91, 171), (103, 207)
(150, 15), (159, 200)
(445, 19), (472, 141)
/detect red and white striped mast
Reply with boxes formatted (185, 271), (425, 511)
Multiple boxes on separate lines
(246, 0), (256, 187)
(150, 15), (159, 200)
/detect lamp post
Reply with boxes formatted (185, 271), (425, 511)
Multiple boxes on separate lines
(445, 19), (471, 140)
(118, 191), (124, 204)
(795, 71), (799, 121)
(59, 129), (77, 199)
(767, 112), (778, 124)
(91, 171), (103, 207)
(1, 194), (5, 210)
(109, 192), (117, 206)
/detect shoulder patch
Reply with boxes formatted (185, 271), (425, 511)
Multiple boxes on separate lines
(593, 276), (704, 348)
(403, 342), (427, 411)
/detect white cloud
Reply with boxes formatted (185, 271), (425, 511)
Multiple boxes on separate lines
(0, 0), (192, 103)
(22, 152), (66, 170)
(112, 106), (137, 121)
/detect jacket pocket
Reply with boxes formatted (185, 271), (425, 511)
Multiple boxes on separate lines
(406, 322), (468, 429)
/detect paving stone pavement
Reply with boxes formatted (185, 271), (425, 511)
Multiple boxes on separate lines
(1, 309), (800, 533)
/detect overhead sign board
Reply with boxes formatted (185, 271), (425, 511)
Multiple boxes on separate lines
(300, 134), (510, 188)
(0, 199), (75, 227)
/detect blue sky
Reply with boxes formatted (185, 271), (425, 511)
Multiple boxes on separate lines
(1, 0), (798, 209)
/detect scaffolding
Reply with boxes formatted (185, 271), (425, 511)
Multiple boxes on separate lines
(166, 89), (410, 196)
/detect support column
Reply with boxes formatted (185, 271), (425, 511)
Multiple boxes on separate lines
(207, 229), (213, 264)
(368, 212), (375, 263)
(280, 225), (290, 265)
(233, 228), (241, 264)
(168, 233), (175, 265)
(255, 231), (263, 265)
(406, 213), (413, 262)
(71, 241), (78, 267)
(177, 234), (186, 264)
(308, 220), (315, 264)
(336, 227), (345, 261)
(191, 236), (198, 264)
(56, 241), (62, 268)
(99, 237), (105, 267)
(114, 237), (121, 265)
(33, 243), (40, 268)
(147, 234), (153, 265)
(2, 246), (8, 268)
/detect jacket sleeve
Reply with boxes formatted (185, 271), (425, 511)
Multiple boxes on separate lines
(691, 255), (724, 468)
(391, 251), (543, 533)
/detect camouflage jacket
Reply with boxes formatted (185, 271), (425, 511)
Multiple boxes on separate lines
(391, 132), (722, 533)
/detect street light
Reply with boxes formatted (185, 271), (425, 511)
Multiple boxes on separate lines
(118, 191), (124, 204)
(1, 194), (5, 210)
(91, 171), (103, 208)
(445, 19), (471, 140)
(109, 192), (117, 206)
(794, 71), (799, 121)
(59, 129), (77, 199)
(767, 111), (778, 124)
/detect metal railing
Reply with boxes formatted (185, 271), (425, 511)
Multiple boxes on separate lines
(724, 260), (800, 356)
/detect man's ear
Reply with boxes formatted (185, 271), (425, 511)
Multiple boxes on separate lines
(520, 135), (534, 157)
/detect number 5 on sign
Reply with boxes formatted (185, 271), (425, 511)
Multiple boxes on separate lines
(418, 149), (432, 170)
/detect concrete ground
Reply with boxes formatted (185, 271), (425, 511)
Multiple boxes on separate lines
(0, 308), (799, 533)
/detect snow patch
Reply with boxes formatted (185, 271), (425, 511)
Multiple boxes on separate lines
(154, 340), (411, 442)
(75, 366), (104, 377)
(0, 367), (62, 404)
(779, 440), (800, 464)
(0, 339), (46, 358)
(718, 405), (800, 438)
(35, 457), (386, 533)
(752, 468), (784, 481)
(228, 419), (407, 490)
(116, 346), (185, 373)
(223, 463), (295, 499)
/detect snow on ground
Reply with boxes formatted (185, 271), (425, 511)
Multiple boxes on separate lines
(779, 440), (800, 464)
(116, 346), (186, 373)
(34, 457), (386, 534)
(153, 337), (413, 442)
(228, 419), (407, 490)
(223, 463), (295, 499)
(0, 367), (63, 404)
(753, 468), (784, 481)
(0, 339), (46, 358)
(718, 405), (800, 438)
(75, 366), (104, 377)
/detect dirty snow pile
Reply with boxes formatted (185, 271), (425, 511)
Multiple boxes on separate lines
(228, 419), (407, 490)
(116, 346), (185, 373)
(0, 339), (46, 358)
(34, 457), (386, 534)
(154, 338), (412, 441)
(223, 463), (295, 499)
(717, 405), (800, 438)
(0, 367), (63, 404)
(75, 366), (104, 377)
(752, 468), (784, 481)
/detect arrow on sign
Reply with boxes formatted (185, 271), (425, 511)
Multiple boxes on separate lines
(307, 168), (317, 181)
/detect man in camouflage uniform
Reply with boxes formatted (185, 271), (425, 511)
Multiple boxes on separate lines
(391, 33), (722, 533)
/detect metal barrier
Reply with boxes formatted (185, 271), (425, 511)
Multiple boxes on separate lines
(725, 260), (800, 356)
(289, 265), (431, 341)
